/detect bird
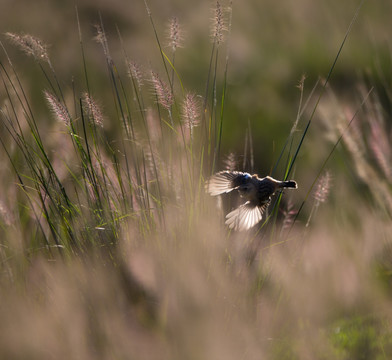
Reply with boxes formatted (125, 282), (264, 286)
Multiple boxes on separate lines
(206, 171), (298, 231)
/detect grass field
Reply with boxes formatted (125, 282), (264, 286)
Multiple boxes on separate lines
(1, 0), (392, 359)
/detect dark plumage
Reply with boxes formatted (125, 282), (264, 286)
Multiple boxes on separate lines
(206, 171), (298, 231)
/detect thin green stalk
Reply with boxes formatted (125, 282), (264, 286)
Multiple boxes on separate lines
(287, 86), (373, 235)
(202, 42), (217, 170)
(285, 0), (366, 180)
(214, 1), (232, 173)
(76, 6), (91, 95)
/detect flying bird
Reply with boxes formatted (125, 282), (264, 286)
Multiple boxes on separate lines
(206, 171), (298, 231)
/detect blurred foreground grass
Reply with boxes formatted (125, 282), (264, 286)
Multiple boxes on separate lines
(1, 0), (392, 359)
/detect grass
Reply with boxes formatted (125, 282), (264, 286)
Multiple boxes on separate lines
(1, 1), (392, 359)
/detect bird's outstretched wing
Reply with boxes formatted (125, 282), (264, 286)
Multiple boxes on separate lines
(225, 201), (269, 231)
(206, 171), (251, 196)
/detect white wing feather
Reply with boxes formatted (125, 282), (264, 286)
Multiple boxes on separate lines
(206, 171), (249, 196)
(225, 201), (267, 231)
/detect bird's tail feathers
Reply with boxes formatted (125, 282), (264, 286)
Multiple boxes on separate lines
(281, 180), (297, 189)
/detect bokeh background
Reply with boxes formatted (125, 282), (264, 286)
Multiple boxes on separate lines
(2, 1), (392, 359)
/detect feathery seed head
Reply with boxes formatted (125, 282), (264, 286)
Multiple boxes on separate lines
(168, 16), (183, 51)
(369, 116), (392, 180)
(314, 171), (332, 204)
(296, 74), (306, 91)
(281, 200), (298, 232)
(127, 61), (144, 90)
(151, 71), (173, 110)
(223, 152), (237, 171)
(94, 25), (110, 59)
(182, 93), (200, 131)
(6, 32), (51, 64)
(82, 93), (104, 128)
(211, 1), (226, 45)
(44, 91), (71, 127)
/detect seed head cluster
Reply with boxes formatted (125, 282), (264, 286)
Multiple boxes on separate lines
(94, 25), (110, 60)
(127, 61), (144, 90)
(168, 16), (183, 51)
(82, 93), (104, 128)
(182, 93), (200, 132)
(211, 1), (226, 45)
(223, 152), (237, 171)
(6, 32), (50, 64)
(44, 91), (71, 127)
(151, 71), (173, 111)
(281, 200), (298, 232)
(314, 171), (331, 204)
